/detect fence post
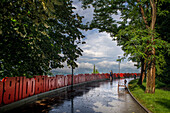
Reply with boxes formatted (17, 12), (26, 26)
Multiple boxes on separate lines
(0, 81), (3, 105)
(34, 76), (43, 95)
(3, 77), (16, 104)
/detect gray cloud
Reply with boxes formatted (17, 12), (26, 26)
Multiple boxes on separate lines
(50, 0), (140, 75)
(72, 0), (94, 24)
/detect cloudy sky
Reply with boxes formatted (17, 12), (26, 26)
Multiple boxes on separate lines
(51, 0), (140, 75)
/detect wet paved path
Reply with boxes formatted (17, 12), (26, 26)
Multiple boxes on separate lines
(7, 78), (146, 113)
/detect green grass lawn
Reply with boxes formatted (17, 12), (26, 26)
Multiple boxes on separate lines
(128, 79), (170, 113)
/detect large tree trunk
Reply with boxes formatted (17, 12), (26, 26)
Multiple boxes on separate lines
(142, 61), (146, 82)
(145, 0), (156, 93)
(138, 58), (146, 85)
(145, 58), (155, 93)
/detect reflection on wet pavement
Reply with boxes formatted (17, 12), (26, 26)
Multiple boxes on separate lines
(7, 78), (146, 113)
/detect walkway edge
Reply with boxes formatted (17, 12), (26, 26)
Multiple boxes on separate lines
(127, 80), (152, 113)
(0, 79), (107, 113)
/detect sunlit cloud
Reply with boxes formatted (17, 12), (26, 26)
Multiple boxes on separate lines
(51, 0), (140, 75)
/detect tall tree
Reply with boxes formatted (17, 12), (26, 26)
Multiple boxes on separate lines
(80, 0), (169, 93)
(93, 64), (96, 74)
(0, 0), (85, 78)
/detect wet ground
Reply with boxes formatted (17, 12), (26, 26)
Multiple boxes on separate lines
(6, 78), (146, 113)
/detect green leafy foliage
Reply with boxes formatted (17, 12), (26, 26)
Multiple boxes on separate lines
(155, 1), (170, 84)
(80, 0), (170, 85)
(92, 64), (96, 74)
(0, 0), (85, 78)
(95, 69), (99, 74)
(129, 79), (170, 113)
(92, 64), (99, 74)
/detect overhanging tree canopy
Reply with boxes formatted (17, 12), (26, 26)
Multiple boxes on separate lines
(80, 0), (170, 93)
(0, 0), (85, 78)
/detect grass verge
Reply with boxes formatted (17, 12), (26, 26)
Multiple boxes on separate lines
(128, 79), (170, 113)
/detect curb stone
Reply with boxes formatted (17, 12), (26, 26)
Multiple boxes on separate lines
(127, 80), (152, 113)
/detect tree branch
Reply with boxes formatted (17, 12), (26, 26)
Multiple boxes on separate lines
(150, 0), (157, 30)
(137, 0), (149, 29)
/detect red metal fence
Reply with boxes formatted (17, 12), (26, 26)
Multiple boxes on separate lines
(0, 73), (140, 106)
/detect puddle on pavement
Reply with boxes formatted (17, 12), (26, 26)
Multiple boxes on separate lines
(5, 78), (146, 113)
